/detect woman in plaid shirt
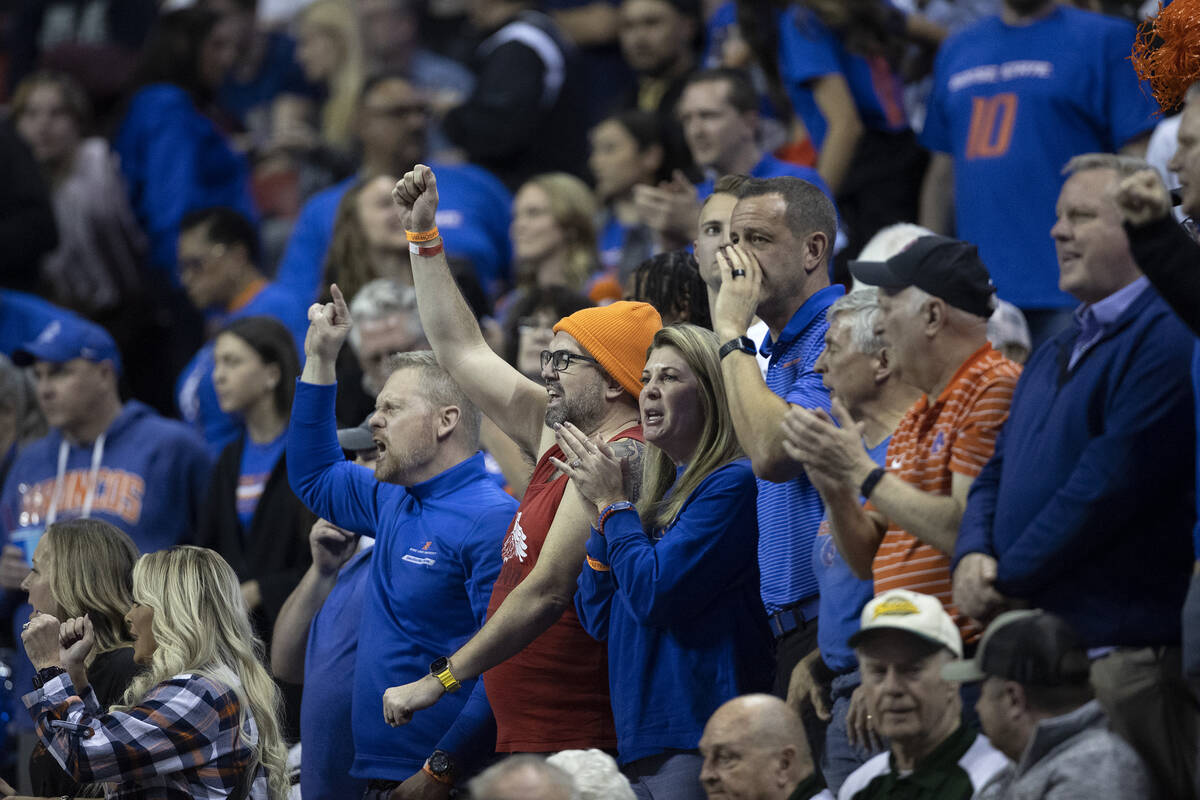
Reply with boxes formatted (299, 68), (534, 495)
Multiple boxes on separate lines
(20, 546), (290, 799)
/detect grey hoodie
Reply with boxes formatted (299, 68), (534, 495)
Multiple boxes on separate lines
(974, 700), (1152, 800)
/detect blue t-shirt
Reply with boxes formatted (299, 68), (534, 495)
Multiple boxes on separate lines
(236, 433), (287, 530)
(758, 284), (844, 614)
(287, 382), (518, 779)
(301, 543), (374, 800)
(776, 5), (909, 150)
(812, 437), (889, 673)
(921, 6), (1159, 309)
(275, 162), (513, 302)
(176, 281), (308, 457)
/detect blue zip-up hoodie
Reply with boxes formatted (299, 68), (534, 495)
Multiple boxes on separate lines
(287, 381), (516, 779)
(575, 459), (774, 764)
(956, 285), (1195, 647)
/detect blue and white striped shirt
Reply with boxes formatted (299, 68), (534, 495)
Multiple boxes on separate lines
(757, 284), (843, 615)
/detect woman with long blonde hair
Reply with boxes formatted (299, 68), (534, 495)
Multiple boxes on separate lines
(555, 323), (774, 798)
(17, 518), (140, 798)
(21, 546), (289, 800)
(295, 0), (364, 152)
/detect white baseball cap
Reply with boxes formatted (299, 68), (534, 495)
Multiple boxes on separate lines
(848, 589), (963, 658)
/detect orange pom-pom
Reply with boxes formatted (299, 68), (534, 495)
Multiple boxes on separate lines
(1132, 0), (1200, 110)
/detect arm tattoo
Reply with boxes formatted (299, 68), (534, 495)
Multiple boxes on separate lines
(609, 439), (646, 503)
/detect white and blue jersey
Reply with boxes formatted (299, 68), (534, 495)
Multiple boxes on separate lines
(921, 6), (1159, 309)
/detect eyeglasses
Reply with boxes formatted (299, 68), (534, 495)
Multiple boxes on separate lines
(178, 244), (227, 275)
(540, 349), (599, 372)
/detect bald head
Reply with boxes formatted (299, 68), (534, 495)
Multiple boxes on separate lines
(699, 694), (814, 800)
(468, 755), (578, 800)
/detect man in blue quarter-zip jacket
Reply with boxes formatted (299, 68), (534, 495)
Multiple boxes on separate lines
(288, 284), (517, 800)
(953, 153), (1196, 800)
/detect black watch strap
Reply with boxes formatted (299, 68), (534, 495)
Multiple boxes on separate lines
(33, 665), (66, 689)
(719, 336), (757, 361)
(428, 749), (456, 778)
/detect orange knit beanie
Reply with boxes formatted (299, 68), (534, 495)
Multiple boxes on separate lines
(553, 301), (663, 397)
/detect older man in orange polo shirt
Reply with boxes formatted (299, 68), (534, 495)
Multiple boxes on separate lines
(779, 236), (1021, 648)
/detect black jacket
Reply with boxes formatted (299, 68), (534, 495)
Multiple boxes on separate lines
(197, 436), (314, 639)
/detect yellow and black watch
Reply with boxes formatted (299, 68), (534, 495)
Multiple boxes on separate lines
(429, 656), (461, 693)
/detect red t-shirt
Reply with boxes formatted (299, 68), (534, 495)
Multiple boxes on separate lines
(483, 426), (643, 752)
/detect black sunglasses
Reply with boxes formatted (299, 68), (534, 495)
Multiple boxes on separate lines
(540, 349), (599, 372)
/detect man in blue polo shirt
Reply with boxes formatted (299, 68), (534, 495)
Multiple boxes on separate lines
(919, 0), (1159, 344)
(711, 175), (843, 695)
(639, 67), (832, 250)
(275, 74), (512, 301)
(288, 286), (518, 799)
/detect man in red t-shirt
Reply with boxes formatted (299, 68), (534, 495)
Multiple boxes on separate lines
(380, 164), (662, 794)
(779, 235), (1020, 647)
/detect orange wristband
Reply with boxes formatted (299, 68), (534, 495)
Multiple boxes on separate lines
(406, 227), (440, 243)
(586, 555), (610, 572)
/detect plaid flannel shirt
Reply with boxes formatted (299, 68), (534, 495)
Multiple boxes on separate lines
(23, 671), (270, 799)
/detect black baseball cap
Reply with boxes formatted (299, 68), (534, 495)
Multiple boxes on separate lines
(337, 415), (375, 453)
(849, 235), (997, 319)
(941, 610), (1091, 686)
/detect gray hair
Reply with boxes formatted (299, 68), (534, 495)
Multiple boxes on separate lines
(1186, 82), (1200, 104)
(826, 289), (884, 355)
(467, 755), (579, 800)
(348, 278), (422, 354)
(545, 750), (635, 800)
(384, 350), (482, 450)
(1062, 153), (1151, 180)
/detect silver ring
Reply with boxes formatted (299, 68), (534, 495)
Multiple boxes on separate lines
(570, 459), (581, 469)
(731, 268), (747, 278)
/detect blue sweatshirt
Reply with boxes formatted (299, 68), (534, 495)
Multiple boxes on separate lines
(274, 163), (513, 303)
(956, 286), (1195, 647)
(176, 281), (309, 457)
(114, 84), (256, 280)
(0, 400), (212, 552)
(287, 381), (516, 779)
(575, 459), (774, 764)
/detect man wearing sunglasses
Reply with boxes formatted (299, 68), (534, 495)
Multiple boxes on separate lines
(379, 164), (661, 797)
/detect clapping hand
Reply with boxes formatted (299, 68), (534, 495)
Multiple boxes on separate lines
(1113, 168), (1172, 227)
(780, 398), (874, 488)
(548, 422), (626, 513)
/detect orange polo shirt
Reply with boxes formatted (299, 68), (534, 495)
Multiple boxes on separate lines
(871, 344), (1022, 643)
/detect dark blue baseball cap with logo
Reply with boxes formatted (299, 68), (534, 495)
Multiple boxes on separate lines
(849, 235), (998, 319)
(13, 316), (123, 375)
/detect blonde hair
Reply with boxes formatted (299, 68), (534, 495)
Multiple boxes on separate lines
(637, 324), (744, 531)
(120, 547), (289, 800)
(43, 519), (137, 656)
(518, 173), (598, 290)
(299, 0), (364, 150)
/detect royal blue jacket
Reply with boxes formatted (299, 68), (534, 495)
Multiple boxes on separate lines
(287, 381), (516, 779)
(956, 286), (1195, 647)
(576, 459), (774, 764)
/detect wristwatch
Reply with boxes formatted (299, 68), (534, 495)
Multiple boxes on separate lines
(32, 665), (66, 689)
(427, 749), (457, 782)
(429, 656), (461, 693)
(719, 336), (757, 361)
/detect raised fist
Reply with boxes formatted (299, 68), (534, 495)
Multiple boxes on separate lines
(391, 164), (441, 234)
(1113, 168), (1172, 227)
